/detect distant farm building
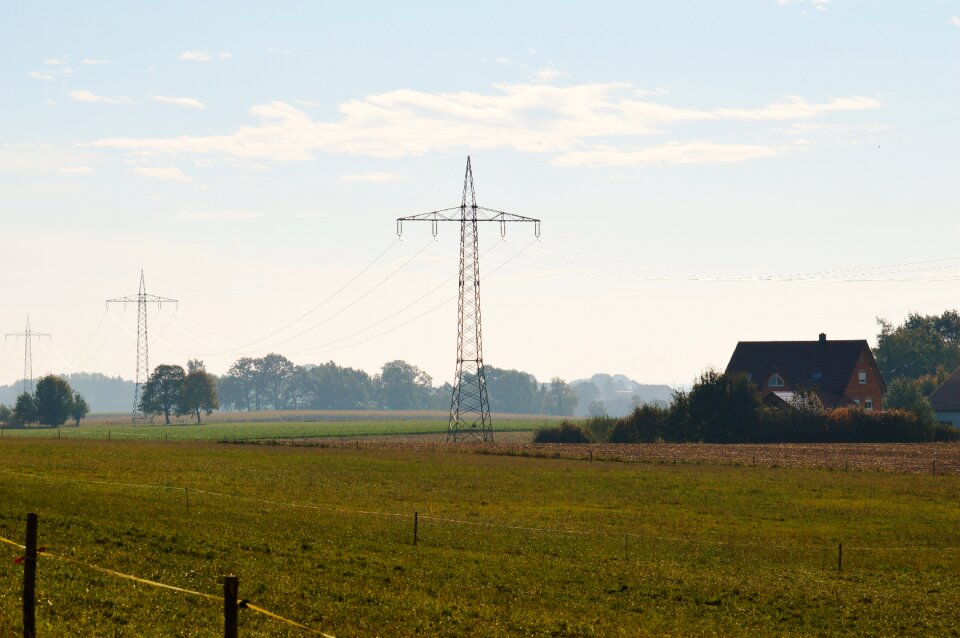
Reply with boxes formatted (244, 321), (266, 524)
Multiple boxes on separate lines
(927, 368), (960, 427)
(725, 333), (886, 410)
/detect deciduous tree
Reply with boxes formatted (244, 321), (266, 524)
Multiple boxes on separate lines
(140, 364), (186, 424)
(182, 369), (219, 424)
(35, 375), (74, 427)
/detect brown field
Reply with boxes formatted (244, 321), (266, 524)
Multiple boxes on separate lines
(253, 435), (960, 475)
(85, 409), (564, 424)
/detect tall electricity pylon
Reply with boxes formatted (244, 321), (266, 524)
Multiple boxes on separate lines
(397, 157), (540, 442)
(5, 317), (51, 394)
(107, 271), (178, 422)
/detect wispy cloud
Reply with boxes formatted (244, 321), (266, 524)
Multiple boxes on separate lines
(89, 82), (881, 167)
(134, 166), (192, 181)
(59, 165), (95, 175)
(777, 0), (833, 10)
(950, 16), (960, 27)
(340, 172), (403, 182)
(152, 95), (206, 109)
(167, 209), (258, 222)
(534, 68), (565, 82)
(70, 90), (131, 105)
(29, 71), (56, 81)
(82, 58), (111, 65)
(179, 50), (232, 61)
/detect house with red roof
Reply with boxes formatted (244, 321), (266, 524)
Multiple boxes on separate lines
(725, 333), (886, 410)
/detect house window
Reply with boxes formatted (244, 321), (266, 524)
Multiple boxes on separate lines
(853, 399), (861, 405)
(865, 398), (873, 411)
(858, 371), (867, 384)
(768, 373), (785, 388)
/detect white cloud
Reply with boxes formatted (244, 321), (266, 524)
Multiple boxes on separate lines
(89, 82), (881, 167)
(534, 68), (564, 82)
(950, 16), (960, 27)
(777, 0), (833, 10)
(29, 71), (55, 81)
(494, 57), (510, 64)
(179, 50), (232, 61)
(69, 90), (131, 105)
(180, 50), (210, 61)
(553, 142), (782, 167)
(44, 58), (64, 65)
(152, 95), (206, 109)
(340, 172), (403, 182)
(167, 209), (259, 222)
(82, 58), (111, 65)
(59, 165), (94, 175)
(134, 166), (192, 181)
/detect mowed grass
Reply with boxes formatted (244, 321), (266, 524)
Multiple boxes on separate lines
(0, 417), (543, 442)
(0, 439), (959, 636)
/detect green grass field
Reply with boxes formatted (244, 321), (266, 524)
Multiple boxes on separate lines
(1, 436), (958, 636)
(0, 416), (544, 442)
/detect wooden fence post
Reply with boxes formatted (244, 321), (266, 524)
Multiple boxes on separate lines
(23, 513), (38, 638)
(223, 575), (239, 638)
(414, 511), (419, 545)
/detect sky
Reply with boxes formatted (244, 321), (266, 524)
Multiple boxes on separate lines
(1, 1), (960, 390)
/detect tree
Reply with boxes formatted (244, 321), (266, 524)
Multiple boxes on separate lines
(486, 366), (540, 413)
(684, 370), (761, 442)
(376, 360), (433, 409)
(35, 375), (74, 427)
(875, 312), (960, 381)
(140, 364), (186, 424)
(541, 378), (579, 416)
(884, 378), (936, 426)
(0, 404), (11, 425)
(12, 392), (37, 427)
(216, 375), (246, 411)
(256, 353), (296, 409)
(70, 392), (89, 426)
(227, 357), (258, 411)
(181, 369), (219, 424)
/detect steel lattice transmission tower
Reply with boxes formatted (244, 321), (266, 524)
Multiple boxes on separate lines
(107, 270), (178, 422)
(397, 157), (540, 442)
(5, 317), (51, 394)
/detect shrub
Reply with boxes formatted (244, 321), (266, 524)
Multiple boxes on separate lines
(610, 404), (667, 443)
(581, 415), (617, 442)
(533, 421), (591, 444)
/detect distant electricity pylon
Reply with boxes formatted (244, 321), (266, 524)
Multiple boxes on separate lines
(397, 157), (541, 442)
(107, 270), (178, 422)
(5, 316), (51, 395)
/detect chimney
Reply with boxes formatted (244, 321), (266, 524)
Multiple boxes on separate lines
(819, 333), (827, 344)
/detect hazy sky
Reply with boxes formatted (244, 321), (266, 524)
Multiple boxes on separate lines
(2, 1), (960, 388)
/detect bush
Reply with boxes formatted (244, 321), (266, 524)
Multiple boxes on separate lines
(757, 407), (933, 443)
(933, 423), (960, 442)
(533, 421), (591, 444)
(610, 404), (667, 443)
(581, 415), (617, 442)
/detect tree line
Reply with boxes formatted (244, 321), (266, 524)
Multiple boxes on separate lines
(0, 375), (89, 428)
(215, 354), (580, 415)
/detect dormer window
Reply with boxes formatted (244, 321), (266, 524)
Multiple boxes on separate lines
(858, 371), (867, 384)
(768, 373), (785, 388)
